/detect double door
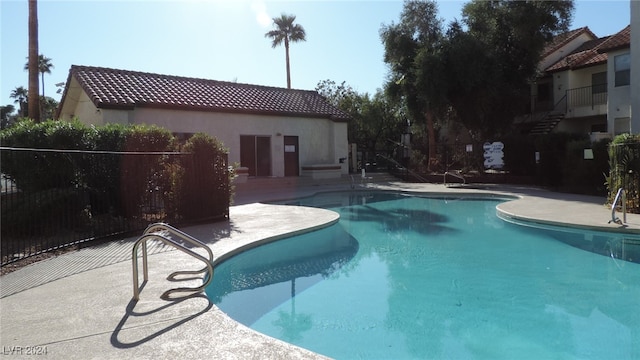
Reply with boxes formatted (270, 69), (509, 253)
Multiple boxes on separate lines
(240, 135), (299, 176)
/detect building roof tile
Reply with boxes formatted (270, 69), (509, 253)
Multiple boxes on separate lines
(597, 25), (631, 53)
(540, 26), (597, 59)
(544, 25), (631, 73)
(63, 65), (350, 121)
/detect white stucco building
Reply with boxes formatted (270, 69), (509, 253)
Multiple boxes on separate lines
(56, 65), (350, 178)
(524, 24), (633, 138)
(525, 0), (639, 136)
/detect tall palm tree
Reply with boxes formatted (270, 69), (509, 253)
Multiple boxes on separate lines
(24, 54), (53, 98)
(10, 86), (28, 117)
(265, 14), (306, 89)
(27, 0), (40, 122)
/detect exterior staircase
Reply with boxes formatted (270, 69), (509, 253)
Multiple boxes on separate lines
(529, 111), (565, 135)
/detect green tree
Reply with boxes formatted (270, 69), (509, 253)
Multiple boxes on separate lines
(1, 105), (16, 129)
(27, 0), (40, 122)
(381, 0), (446, 171)
(316, 79), (357, 109)
(25, 54), (53, 98)
(316, 79), (404, 164)
(445, 0), (574, 139)
(10, 86), (28, 117)
(40, 96), (58, 121)
(265, 14), (306, 89)
(357, 91), (406, 159)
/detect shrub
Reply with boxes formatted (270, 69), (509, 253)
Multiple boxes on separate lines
(176, 133), (230, 220)
(533, 132), (588, 188)
(502, 134), (536, 176)
(118, 125), (177, 218)
(561, 138), (610, 195)
(607, 134), (640, 212)
(0, 119), (93, 192)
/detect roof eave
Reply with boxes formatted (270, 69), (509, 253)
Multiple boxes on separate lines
(133, 102), (351, 121)
(597, 44), (630, 54)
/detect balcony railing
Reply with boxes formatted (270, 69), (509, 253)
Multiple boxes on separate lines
(566, 84), (607, 109)
(530, 84), (607, 114)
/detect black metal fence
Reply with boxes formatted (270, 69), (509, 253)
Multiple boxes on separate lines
(1, 147), (230, 266)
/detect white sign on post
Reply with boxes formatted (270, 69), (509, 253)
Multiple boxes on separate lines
(483, 142), (504, 170)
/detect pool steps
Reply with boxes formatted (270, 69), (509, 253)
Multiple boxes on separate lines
(132, 223), (214, 301)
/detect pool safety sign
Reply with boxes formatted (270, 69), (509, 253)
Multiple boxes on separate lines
(483, 142), (504, 169)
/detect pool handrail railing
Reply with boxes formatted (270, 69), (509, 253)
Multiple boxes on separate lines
(143, 223), (214, 280)
(444, 171), (466, 187)
(609, 188), (627, 225)
(132, 222), (214, 300)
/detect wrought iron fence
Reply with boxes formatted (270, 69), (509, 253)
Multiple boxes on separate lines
(1, 147), (229, 266)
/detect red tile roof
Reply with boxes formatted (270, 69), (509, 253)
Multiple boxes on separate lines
(545, 25), (630, 73)
(597, 25), (631, 53)
(540, 27), (597, 59)
(545, 37), (609, 72)
(62, 65), (350, 121)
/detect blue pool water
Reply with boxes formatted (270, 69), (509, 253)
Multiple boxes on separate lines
(206, 192), (640, 359)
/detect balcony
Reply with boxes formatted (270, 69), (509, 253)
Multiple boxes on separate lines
(521, 84), (608, 135)
(565, 84), (607, 118)
(531, 85), (607, 117)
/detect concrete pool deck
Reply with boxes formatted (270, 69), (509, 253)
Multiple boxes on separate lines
(2, 175), (640, 359)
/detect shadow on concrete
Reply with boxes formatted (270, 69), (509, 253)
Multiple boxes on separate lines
(110, 288), (213, 349)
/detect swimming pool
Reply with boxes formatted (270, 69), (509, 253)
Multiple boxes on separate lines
(206, 191), (640, 359)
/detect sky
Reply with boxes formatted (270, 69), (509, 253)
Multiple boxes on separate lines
(0, 0), (633, 110)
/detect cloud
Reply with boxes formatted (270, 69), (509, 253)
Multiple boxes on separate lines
(251, 0), (272, 27)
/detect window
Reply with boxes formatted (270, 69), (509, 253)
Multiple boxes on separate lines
(614, 117), (630, 135)
(591, 72), (607, 93)
(614, 53), (630, 87)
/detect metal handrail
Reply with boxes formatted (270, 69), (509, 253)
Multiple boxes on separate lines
(566, 84), (607, 109)
(143, 223), (213, 280)
(444, 171), (466, 187)
(376, 153), (430, 183)
(132, 229), (214, 301)
(609, 188), (627, 225)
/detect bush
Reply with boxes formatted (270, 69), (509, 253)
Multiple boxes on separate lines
(117, 125), (176, 218)
(176, 133), (230, 220)
(502, 134), (536, 176)
(533, 132), (588, 188)
(561, 138), (610, 195)
(0, 121), (230, 223)
(0, 119), (93, 191)
(1, 188), (89, 237)
(1, 121), (232, 265)
(607, 134), (640, 212)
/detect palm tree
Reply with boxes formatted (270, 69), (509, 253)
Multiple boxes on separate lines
(265, 14), (306, 89)
(24, 54), (53, 98)
(10, 86), (28, 117)
(27, 0), (40, 122)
